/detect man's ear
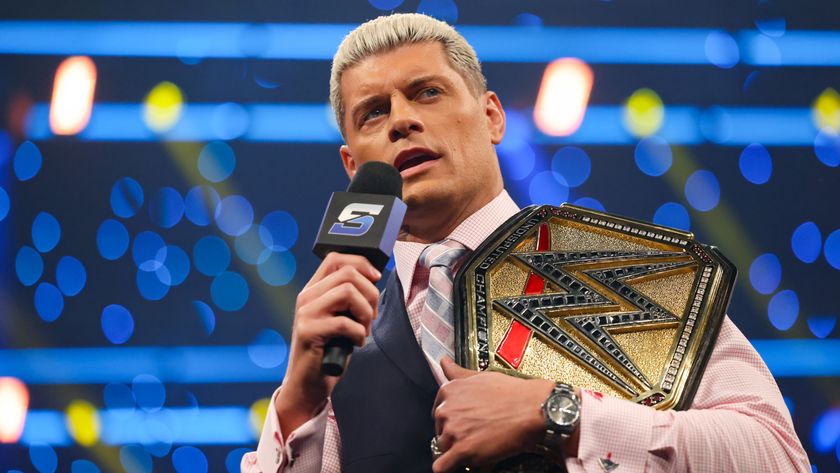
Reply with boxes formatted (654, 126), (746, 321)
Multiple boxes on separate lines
(339, 144), (357, 179)
(484, 91), (506, 145)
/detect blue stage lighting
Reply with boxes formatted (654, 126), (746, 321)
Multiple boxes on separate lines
(211, 271), (249, 311)
(572, 197), (605, 212)
(71, 460), (101, 473)
(211, 103), (250, 140)
(132, 374), (166, 412)
(257, 250), (297, 287)
(56, 256), (87, 296)
(101, 304), (135, 345)
(653, 202), (691, 231)
(172, 446), (209, 473)
(132, 231), (167, 270)
(120, 445), (152, 473)
(31, 212), (61, 253)
(0, 185), (9, 222)
(29, 443), (58, 473)
(104, 382), (136, 412)
(749, 253), (782, 295)
(136, 268), (170, 301)
(20, 412), (69, 445)
(684, 170), (720, 212)
(634, 137), (673, 177)
(417, 0), (458, 23)
(13, 141), (42, 182)
(528, 171), (569, 206)
(15, 245), (43, 286)
(369, 0), (404, 10)
(226, 448), (251, 473)
(248, 329), (288, 369)
(148, 187), (185, 229)
(193, 300), (216, 335)
(198, 141), (236, 183)
(704, 31), (739, 68)
(791, 222), (822, 264)
(807, 315), (837, 339)
(739, 143), (772, 184)
(193, 236), (231, 276)
(768, 289), (799, 331)
(824, 229), (840, 270)
(161, 245), (190, 286)
(184, 185), (221, 226)
(815, 131), (840, 167)
(260, 210), (298, 251)
(111, 177), (144, 218)
(97, 219), (130, 261)
(217, 195), (254, 237)
(34, 283), (64, 322)
(551, 146), (591, 188)
(235, 227), (271, 265)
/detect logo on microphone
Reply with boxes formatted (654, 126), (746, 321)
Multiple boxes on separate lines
(328, 203), (384, 237)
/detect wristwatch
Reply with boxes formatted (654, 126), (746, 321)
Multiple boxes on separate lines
(536, 382), (580, 455)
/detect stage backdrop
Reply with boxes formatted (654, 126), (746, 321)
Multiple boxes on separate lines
(1, 1), (838, 472)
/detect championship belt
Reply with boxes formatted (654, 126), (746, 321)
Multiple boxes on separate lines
(453, 204), (736, 472)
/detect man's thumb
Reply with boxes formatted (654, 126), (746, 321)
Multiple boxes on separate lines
(440, 357), (477, 380)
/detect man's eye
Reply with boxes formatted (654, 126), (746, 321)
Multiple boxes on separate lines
(362, 108), (385, 123)
(420, 88), (440, 98)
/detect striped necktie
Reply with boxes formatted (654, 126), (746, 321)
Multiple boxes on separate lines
(418, 239), (469, 364)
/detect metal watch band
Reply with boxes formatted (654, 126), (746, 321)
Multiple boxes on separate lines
(537, 383), (580, 456)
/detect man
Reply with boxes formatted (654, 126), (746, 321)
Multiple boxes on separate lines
(243, 13), (810, 473)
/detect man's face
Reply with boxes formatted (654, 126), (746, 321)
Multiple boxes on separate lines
(338, 41), (505, 222)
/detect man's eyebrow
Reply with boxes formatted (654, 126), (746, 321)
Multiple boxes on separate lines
(406, 74), (451, 90)
(349, 95), (384, 124)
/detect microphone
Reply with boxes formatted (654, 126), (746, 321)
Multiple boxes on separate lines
(313, 161), (407, 376)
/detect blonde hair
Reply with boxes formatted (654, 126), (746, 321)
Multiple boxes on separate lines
(329, 13), (487, 135)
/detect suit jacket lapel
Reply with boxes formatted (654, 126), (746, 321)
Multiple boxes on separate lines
(372, 273), (439, 396)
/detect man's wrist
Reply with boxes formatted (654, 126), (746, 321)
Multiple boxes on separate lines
(274, 386), (328, 441)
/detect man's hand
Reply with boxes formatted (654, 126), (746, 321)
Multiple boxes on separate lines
(431, 358), (556, 473)
(274, 253), (381, 439)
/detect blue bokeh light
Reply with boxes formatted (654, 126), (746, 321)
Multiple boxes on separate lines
(142, 418), (174, 457)
(111, 177), (145, 218)
(160, 245), (190, 286)
(198, 141), (236, 183)
(824, 229), (840, 270)
(791, 221), (822, 263)
(120, 445), (153, 473)
(172, 446), (208, 473)
(514, 13), (544, 27)
(653, 202), (691, 231)
(551, 146), (591, 187)
(32, 211), (61, 253)
(768, 289), (799, 331)
(133, 231), (167, 271)
(211, 271), (250, 311)
(184, 185), (221, 226)
(56, 256), (87, 296)
(248, 329), (288, 369)
(497, 140), (536, 181)
(814, 131), (840, 167)
(0, 185), (9, 222)
(369, 0), (404, 10)
(34, 282), (64, 322)
(749, 253), (782, 295)
(260, 210), (299, 251)
(634, 137), (672, 177)
(211, 102), (250, 140)
(193, 236), (231, 276)
(136, 268), (170, 301)
(104, 382), (136, 412)
(15, 245), (44, 286)
(102, 304), (135, 344)
(257, 250), (297, 286)
(684, 170), (720, 212)
(235, 227), (272, 265)
(572, 197), (605, 212)
(226, 448), (251, 473)
(217, 195), (254, 236)
(14, 141), (43, 181)
(755, 17), (786, 37)
(704, 30), (739, 68)
(97, 219), (130, 260)
(811, 408), (840, 453)
(132, 374), (166, 412)
(807, 315), (836, 339)
(29, 443), (57, 473)
(193, 300), (216, 336)
(71, 460), (101, 473)
(417, 0), (458, 23)
(739, 143), (772, 184)
(528, 171), (569, 206)
(148, 187), (185, 229)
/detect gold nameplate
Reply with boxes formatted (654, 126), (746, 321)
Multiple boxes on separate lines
(454, 204), (735, 410)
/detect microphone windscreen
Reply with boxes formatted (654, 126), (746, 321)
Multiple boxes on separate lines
(346, 161), (403, 199)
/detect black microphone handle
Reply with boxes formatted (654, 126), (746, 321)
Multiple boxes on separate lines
(321, 309), (357, 376)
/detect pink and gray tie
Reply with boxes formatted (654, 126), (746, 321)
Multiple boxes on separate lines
(418, 239), (469, 364)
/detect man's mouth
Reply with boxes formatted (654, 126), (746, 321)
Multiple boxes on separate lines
(393, 148), (441, 173)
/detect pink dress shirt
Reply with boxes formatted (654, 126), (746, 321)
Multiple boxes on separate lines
(242, 190), (810, 472)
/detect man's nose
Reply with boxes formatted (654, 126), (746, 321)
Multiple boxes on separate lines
(388, 95), (424, 142)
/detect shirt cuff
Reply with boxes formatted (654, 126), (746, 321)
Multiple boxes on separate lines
(565, 389), (657, 473)
(254, 387), (330, 473)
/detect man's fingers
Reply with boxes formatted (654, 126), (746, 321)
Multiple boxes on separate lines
(300, 282), (376, 333)
(432, 447), (465, 473)
(298, 264), (380, 311)
(298, 314), (367, 348)
(305, 253), (380, 289)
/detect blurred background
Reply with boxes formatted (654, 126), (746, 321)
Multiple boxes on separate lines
(1, 0), (838, 471)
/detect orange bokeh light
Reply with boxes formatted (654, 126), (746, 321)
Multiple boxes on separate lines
(0, 377), (29, 443)
(50, 56), (97, 135)
(533, 58), (594, 137)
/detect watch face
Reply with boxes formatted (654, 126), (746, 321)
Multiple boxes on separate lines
(546, 394), (579, 426)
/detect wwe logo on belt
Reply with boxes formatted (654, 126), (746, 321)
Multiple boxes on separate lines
(493, 224), (694, 397)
